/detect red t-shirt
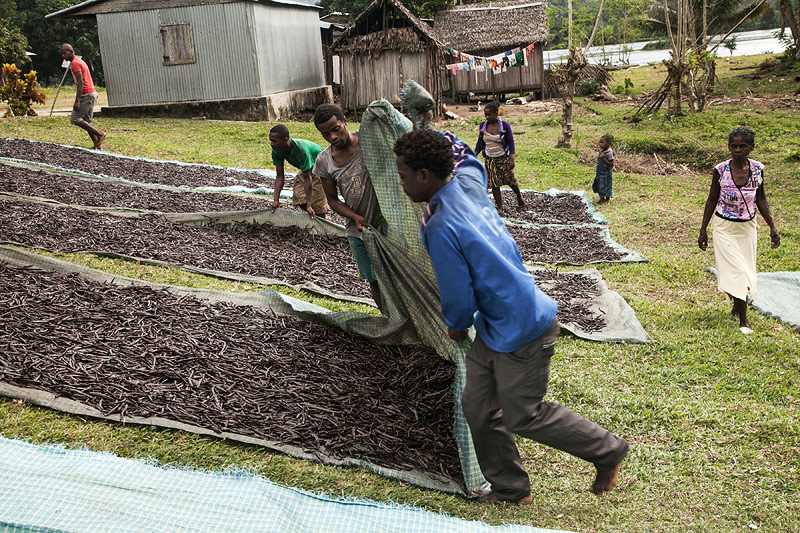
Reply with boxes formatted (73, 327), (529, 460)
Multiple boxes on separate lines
(70, 57), (95, 95)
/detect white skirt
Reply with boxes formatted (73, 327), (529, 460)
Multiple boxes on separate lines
(712, 216), (758, 302)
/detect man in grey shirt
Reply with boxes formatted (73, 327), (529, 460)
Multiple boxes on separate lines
(313, 104), (386, 312)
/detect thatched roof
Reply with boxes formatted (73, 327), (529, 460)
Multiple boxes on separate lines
(434, 1), (548, 55)
(333, 0), (441, 52)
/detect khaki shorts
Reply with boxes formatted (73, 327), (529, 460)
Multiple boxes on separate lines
(292, 174), (329, 215)
(70, 92), (97, 124)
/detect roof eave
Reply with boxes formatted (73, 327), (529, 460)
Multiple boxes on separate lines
(46, 0), (321, 19)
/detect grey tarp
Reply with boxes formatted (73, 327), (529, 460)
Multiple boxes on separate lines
(705, 266), (800, 331)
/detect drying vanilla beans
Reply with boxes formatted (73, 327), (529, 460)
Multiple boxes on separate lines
(498, 190), (598, 225)
(0, 138), (274, 189)
(0, 163), (277, 212)
(0, 263), (461, 481)
(0, 200), (371, 299)
(507, 225), (625, 264)
(533, 269), (607, 332)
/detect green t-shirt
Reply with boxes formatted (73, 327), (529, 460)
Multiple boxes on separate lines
(272, 139), (323, 173)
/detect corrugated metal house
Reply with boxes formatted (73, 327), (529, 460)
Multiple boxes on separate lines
(434, 1), (548, 100)
(332, 0), (445, 116)
(47, 0), (332, 120)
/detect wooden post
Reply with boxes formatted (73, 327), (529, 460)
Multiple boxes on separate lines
(49, 67), (70, 117)
(353, 54), (359, 120)
(369, 50), (377, 102)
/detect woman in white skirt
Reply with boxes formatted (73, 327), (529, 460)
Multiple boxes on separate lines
(698, 127), (780, 334)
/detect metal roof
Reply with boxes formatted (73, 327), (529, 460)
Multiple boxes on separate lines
(46, 0), (320, 19)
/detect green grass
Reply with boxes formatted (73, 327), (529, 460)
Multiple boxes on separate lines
(1, 56), (799, 532)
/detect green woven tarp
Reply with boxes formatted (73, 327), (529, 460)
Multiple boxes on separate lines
(357, 97), (487, 492)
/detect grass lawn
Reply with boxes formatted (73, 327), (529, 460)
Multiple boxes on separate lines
(1, 54), (799, 532)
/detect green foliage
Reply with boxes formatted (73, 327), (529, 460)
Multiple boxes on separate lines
(774, 30), (798, 63)
(612, 77), (635, 95)
(0, 0), (29, 66)
(576, 77), (601, 96)
(722, 35), (738, 55)
(0, 63), (45, 117)
(547, 0), (649, 50)
(785, 150), (800, 162)
(641, 38), (668, 50)
(16, 0), (103, 86)
(687, 49), (718, 69)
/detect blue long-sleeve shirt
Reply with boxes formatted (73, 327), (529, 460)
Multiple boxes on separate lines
(421, 134), (557, 353)
(474, 119), (515, 157)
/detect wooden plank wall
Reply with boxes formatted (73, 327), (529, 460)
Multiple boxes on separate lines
(339, 49), (433, 111)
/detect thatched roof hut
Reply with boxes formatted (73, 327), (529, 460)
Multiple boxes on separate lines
(435, 1), (548, 99)
(435, 1), (548, 55)
(332, 0), (445, 115)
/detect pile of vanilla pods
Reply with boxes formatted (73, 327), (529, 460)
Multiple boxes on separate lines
(0, 201), (370, 299)
(0, 263), (461, 481)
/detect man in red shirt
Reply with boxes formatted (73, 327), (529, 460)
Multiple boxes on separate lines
(60, 43), (105, 149)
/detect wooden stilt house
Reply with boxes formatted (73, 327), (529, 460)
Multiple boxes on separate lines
(435, 1), (548, 101)
(332, 0), (445, 116)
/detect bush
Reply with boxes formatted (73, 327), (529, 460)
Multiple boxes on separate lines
(0, 64), (45, 117)
(774, 31), (798, 63)
(577, 78), (600, 96)
(611, 78), (635, 95)
(641, 39), (668, 51)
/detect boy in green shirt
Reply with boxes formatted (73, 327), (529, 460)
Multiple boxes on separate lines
(269, 125), (329, 218)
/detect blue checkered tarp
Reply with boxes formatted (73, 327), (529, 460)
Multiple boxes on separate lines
(0, 437), (571, 533)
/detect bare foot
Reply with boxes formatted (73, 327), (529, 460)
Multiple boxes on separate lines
(470, 488), (532, 504)
(94, 132), (106, 150)
(591, 462), (622, 495)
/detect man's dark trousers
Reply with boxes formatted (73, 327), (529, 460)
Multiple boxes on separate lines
(462, 320), (629, 501)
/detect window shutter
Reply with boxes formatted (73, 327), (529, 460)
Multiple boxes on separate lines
(160, 24), (196, 65)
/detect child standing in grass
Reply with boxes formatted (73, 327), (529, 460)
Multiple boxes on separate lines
(592, 135), (615, 204)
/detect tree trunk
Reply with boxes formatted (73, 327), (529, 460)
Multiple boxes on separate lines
(780, 0), (800, 59)
(558, 81), (576, 147)
(554, 48), (586, 148)
(664, 57), (685, 115)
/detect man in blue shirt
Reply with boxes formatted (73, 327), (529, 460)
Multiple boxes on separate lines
(393, 129), (629, 503)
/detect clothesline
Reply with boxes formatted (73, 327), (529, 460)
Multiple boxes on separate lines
(441, 42), (537, 75)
